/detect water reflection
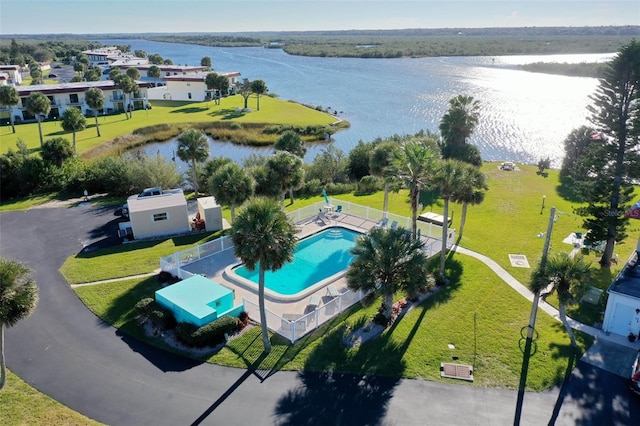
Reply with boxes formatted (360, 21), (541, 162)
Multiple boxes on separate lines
(101, 38), (613, 166)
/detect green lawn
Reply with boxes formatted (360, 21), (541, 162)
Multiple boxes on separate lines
(0, 95), (339, 157)
(0, 369), (103, 426)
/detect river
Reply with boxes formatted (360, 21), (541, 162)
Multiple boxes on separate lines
(99, 38), (614, 168)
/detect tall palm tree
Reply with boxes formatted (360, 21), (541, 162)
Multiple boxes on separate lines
(85, 87), (105, 137)
(386, 137), (440, 238)
(209, 162), (255, 223)
(25, 92), (51, 147)
(176, 129), (209, 198)
(433, 159), (467, 278)
(346, 226), (430, 324)
(231, 198), (297, 352)
(60, 107), (86, 153)
(545, 253), (592, 348)
(250, 79), (268, 111)
(451, 164), (488, 238)
(0, 86), (19, 134)
(369, 140), (398, 216)
(0, 258), (38, 390)
(439, 94), (481, 164)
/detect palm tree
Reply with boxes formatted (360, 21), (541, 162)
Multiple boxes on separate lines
(85, 87), (105, 137)
(147, 65), (161, 87)
(176, 129), (209, 198)
(231, 198), (297, 352)
(209, 162), (255, 223)
(433, 159), (466, 278)
(25, 92), (51, 147)
(369, 140), (397, 216)
(451, 165), (488, 238)
(114, 74), (136, 119)
(0, 258), (38, 390)
(439, 95), (481, 165)
(346, 226), (430, 324)
(545, 253), (592, 348)
(0, 86), (19, 134)
(386, 137), (440, 238)
(60, 107), (86, 153)
(250, 79), (268, 111)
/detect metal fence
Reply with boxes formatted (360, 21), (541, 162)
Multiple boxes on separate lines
(243, 289), (364, 343)
(159, 235), (233, 279)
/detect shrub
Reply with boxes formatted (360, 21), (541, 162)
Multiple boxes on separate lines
(135, 297), (155, 315)
(135, 298), (177, 329)
(174, 316), (239, 348)
(238, 311), (249, 327)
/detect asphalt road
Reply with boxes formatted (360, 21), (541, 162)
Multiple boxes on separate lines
(1, 204), (637, 425)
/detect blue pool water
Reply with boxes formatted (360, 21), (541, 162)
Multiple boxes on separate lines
(234, 227), (360, 295)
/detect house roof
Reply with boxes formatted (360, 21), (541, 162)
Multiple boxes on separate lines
(15, 80), (152, 96)
(163, 71), (241, 82)
(608, 251), (640, 299)
(127, 189), (186, 213)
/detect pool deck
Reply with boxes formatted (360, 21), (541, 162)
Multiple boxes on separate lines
(181, 212), (442, 319)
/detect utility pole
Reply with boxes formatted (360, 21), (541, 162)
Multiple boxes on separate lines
(514, 206), (556, 425)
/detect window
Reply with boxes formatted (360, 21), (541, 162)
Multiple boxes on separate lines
(153, 212), (168, 222)
(188, 92), (192, 99)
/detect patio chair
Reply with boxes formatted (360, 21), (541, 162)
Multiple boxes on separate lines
(336, 205), (343, 213)
(308, 294), (321, 310)
(326, 284), (341, 298)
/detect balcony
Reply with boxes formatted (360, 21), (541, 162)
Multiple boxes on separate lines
(67, 98), (84, 106)
(109, 96), (125, 102)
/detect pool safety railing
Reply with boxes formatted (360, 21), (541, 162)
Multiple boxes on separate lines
(243, 289), (365, 343)
(160, 235), (233, 279)
(286, 197), (454, 247)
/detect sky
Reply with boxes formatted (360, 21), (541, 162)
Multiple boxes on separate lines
(1, 0), (638, 35)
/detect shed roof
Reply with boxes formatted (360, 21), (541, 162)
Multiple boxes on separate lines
(155, 275), (232, 320)
(127, 189), (186, 213)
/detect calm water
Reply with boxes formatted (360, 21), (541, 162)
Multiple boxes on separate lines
(101, 38), (614, 167)
(233, 227), (359, 295)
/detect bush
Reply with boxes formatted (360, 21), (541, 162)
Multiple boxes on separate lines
(135, 298), (177, 329)
(135, 297), (155, 315)
(174, 316), (239, 348)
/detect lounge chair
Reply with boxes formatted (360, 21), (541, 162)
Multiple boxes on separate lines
(377, 217), (389, 228)
(336, 205), (343, 213)
(327, 284), (341, 298)
(308, 294), (320, 309)
(390, 220), (398, 229)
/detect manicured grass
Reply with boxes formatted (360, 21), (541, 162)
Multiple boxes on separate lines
(0, 95), (339, 157)
(0, 369), (103, 426)
(76, 255), (591, 391)
(60, 230), (225, 284)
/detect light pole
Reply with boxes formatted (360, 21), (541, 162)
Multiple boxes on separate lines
(514, 206), (556, 425)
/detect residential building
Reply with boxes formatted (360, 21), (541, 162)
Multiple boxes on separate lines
(0, 65), (22, 85)
(147, 71), (241, 101)
(0, 80), (150, 124)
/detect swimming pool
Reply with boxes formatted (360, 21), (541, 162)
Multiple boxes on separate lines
(227, 227), (361, 299)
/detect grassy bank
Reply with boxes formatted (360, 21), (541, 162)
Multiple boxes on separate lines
(0, 95), (343, 158)
(0, 369), (103, 426)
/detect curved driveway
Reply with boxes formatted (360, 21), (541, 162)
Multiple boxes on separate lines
(0, 204), (632, 425)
